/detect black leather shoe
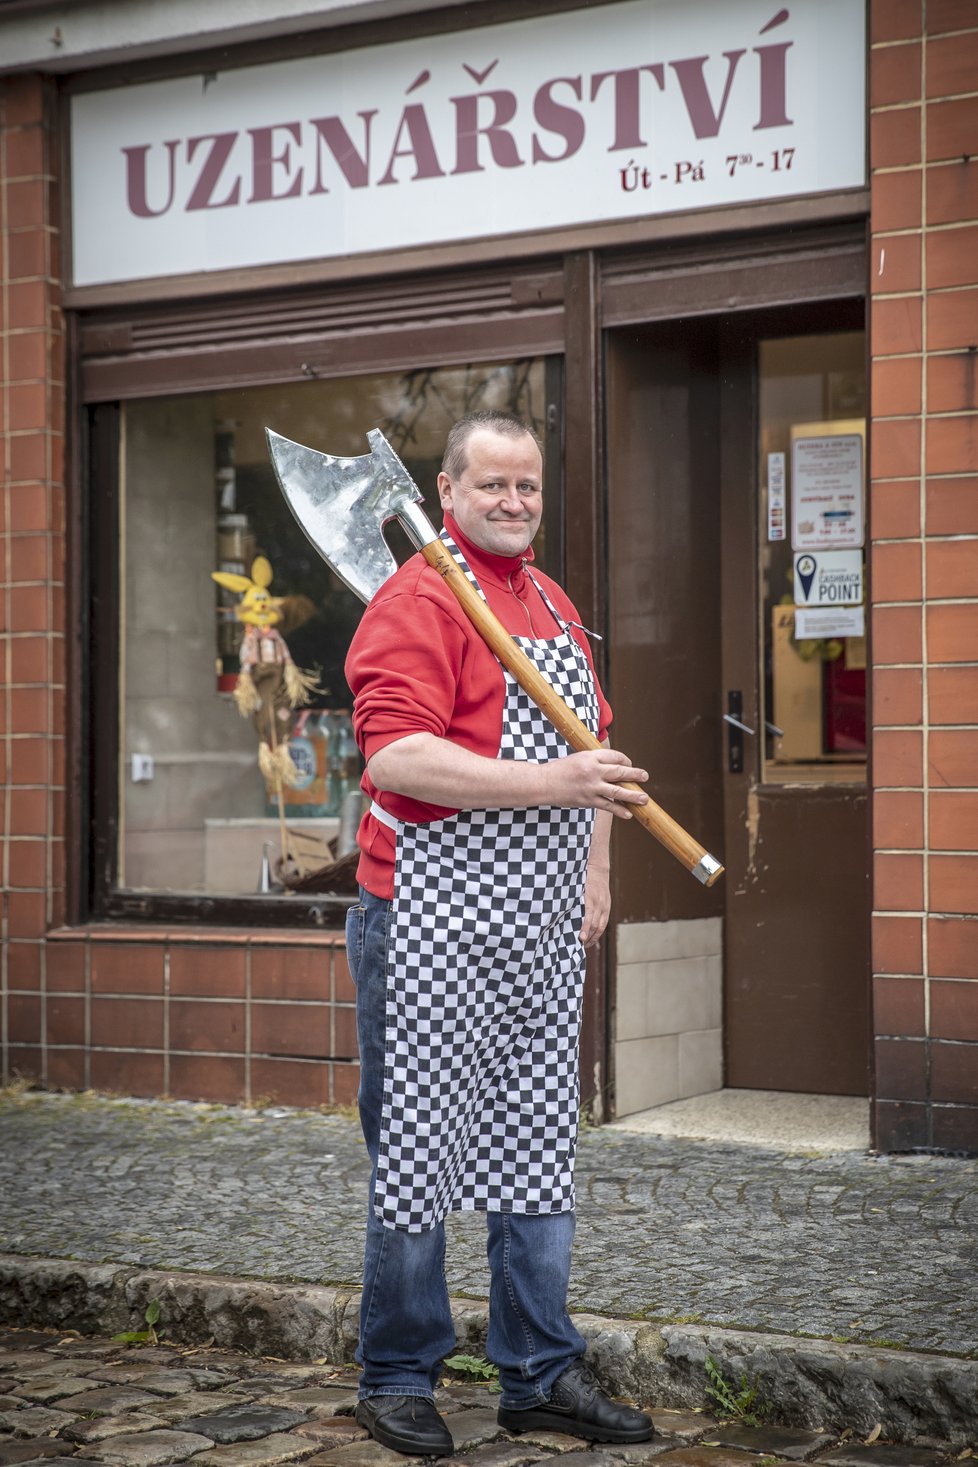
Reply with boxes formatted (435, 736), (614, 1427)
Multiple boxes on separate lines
(497, 1359), (654, 1443)
(356, 1395), (454, 1457)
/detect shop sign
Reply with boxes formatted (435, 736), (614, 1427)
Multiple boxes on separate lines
(793, 549), (863, 607)
(70, 0), (866, 287)
(791, 433), (864, 550)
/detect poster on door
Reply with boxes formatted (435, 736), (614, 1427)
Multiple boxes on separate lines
(791, 433), (863, 550)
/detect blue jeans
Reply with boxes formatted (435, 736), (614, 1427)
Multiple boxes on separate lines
(347, 887), (586, 1409)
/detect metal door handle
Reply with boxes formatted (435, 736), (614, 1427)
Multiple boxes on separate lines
(723, 713), (755, 735)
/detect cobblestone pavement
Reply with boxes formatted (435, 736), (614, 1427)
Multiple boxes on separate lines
(0, 1093), (975, 1358)
(0, 1324), (965, 1467)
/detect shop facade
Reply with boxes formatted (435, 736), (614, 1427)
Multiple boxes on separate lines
(1, 0), (976, 1150)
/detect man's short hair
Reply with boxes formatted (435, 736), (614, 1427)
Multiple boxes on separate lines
(442, 411), (543, 480)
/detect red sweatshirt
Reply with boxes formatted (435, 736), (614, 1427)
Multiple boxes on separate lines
(345, 514), (613, 899)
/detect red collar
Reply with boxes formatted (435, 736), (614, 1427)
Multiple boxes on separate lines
(443, 513), (535, 594)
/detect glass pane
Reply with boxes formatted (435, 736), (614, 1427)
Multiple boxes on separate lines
(119, 360), (547, 895)
(758, 333), (867, 781)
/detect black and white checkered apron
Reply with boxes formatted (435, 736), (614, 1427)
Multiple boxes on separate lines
(372, 531), (600, 1232)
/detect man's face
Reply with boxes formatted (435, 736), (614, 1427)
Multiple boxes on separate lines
(437, 428), (543, 558)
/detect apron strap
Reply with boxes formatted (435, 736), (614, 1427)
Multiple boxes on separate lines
(370, 799), (399, 831)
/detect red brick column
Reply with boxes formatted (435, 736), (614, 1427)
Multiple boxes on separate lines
(870, 0), (978, 1151)
(1, 73), (65, 1082)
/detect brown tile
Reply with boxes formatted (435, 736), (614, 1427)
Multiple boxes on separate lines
(872, 913), (923, 974)
(873, 789), (924, 848)
(5, 1046), (42, 1084)
(9, 787), (47, 836)
(927, 0), (978, 32)
(871, 293), (923, 355)
(930, 790), (978, 850)
(249, 1057), (329, 1108)
(930, 853), (978, 914)
(6, 889), (46, 938)
(331, 1062), (360, 1106)
(7, 939), (42, 988)
(927, 353), (978, 414)
(10, 636), (50, 685)
(931, 979), (978, 1041)
(926, 413), (978, 475)
(926, 287), (978, 350)
(870, 106), (921, 168)
(873, 1098), (928, 1149)
(927, 157), (978, 225)
(6, 994), (41, 1046)
(930, 1037), (978, 1102)
(2, 74), (47, 126)
(931, 1102), (978, 1153)
(926, 475), (978, 533)
(91, 943), (164, 994)
(5, 229), (47, 284)
(169, 999), (245, 1053)
(333, 948), (355, 1003)
(89, 1050), (165, 1098)
(929, 665), (978, 724)
(9, 583), (50, 633)
(870, 479), (921, 537)
(873, 728), (923, 787)
(927, 603), (978, 662)
(168, 945), (246, 998)
(875, 1036), (927, 1099)
(870, 418), (922, 481)
(930, 229), (978, 296)
(873, 235), (923, 298)
(9, 483), (50, 534)
(872, 666), (923, 724)
(871, 0), (922, 43)
(927, 96), (978, 163)
(251, 945), (330, 1001)
(872, 603), (922, 664)
(9, 736), (49, 784)
(251, 1002), (332, 1059)
(926, 30), (978, 101)
(873, 974), (925, 1034)
(47, 996), (84, 1047)
(91, 997), (164, 1049)
(871, 537), (922, 599)
(46, 1048), (88, 1093)
(870, 42), (922, 107)
(7, 280), (48, 332)
(870, 354), (922, 415)
(9, 838), (47, 888)
(169, 1054), (247, 1105)
(929, 728), (978, 786)
(332, 1004), (358, 1060)
(874, 851), (924, 909)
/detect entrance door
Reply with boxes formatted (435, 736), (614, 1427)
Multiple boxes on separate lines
(606, 306), (870, 1100)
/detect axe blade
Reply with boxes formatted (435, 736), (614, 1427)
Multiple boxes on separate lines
(266, 427), (428, 604)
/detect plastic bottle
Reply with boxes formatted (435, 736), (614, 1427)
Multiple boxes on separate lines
(282, 711), (328, 817)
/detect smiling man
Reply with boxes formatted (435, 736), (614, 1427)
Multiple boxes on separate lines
(344, 411), (653, 1457)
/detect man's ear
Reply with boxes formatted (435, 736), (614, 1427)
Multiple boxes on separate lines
(436, 470), (452, 508)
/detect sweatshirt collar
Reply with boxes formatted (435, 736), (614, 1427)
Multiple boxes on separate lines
(443, 512), (536, 590)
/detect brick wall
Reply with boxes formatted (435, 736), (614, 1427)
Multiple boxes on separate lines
(870, 0), (978, 1152)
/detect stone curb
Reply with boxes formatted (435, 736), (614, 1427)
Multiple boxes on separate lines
(1, 1254), (976, 1448)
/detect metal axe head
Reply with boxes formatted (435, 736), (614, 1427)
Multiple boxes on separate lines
(266, 427), (432, 604)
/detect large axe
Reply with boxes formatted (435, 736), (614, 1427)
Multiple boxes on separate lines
(267, 427), (723, 887)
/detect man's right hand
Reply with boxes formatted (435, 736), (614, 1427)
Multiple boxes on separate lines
(543, 747), (649, 818)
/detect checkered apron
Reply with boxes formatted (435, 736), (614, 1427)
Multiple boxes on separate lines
(373, 531), (599, 1231)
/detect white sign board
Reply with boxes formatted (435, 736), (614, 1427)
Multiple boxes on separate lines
(794, 606), (865, 639)
(791, 433), (864, 550)
(793, 549), (863, 607)
(70, 0), (866, 287)
(767, 451), (786, 541)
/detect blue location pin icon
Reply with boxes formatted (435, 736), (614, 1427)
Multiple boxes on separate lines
(797, 554), (817, 602)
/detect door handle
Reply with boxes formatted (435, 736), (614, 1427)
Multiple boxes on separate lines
(726, 691), (751, 774)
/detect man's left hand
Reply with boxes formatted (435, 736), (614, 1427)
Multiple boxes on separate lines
(581, 864), (611, 950)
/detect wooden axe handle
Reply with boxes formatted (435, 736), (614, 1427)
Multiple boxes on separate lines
(421, 539), (724, 887)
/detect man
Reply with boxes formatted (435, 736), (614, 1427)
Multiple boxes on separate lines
(345, 410), (654, 1457)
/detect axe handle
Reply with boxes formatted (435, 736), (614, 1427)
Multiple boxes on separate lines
(420, 539), (724, 887)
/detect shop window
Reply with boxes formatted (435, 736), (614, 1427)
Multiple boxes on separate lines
(103, 360), (548, 915)
(758, 332), (867, 782)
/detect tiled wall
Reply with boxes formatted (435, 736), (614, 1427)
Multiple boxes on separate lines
(870, 0), (978, 1151)
(614, 918), (723, 1117)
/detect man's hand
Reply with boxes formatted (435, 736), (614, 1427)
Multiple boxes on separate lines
(581, 859), (611, 949)
(543, 747), (649, 818)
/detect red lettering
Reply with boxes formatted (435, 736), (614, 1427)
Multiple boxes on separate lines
(451, 91), (524, 174)
(249, 122), (304, 202)
(589, 67), (665, 151)
(668, 51), (745, 139)
(309, 112), (376, 192)
(378, 104), (445, 184)
(532, 76), (585, 164)
(185, 132), (242, 210)
(754, 40), (793, 129)
(123, 141), (179, 218)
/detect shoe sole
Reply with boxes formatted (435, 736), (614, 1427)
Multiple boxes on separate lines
(498, 1410), (654, 1444)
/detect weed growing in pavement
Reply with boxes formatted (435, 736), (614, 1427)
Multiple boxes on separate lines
(443, 1354), (500, 1390)
(704, 1354), (769, 1428)
(113, 1300), (163, 1347)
